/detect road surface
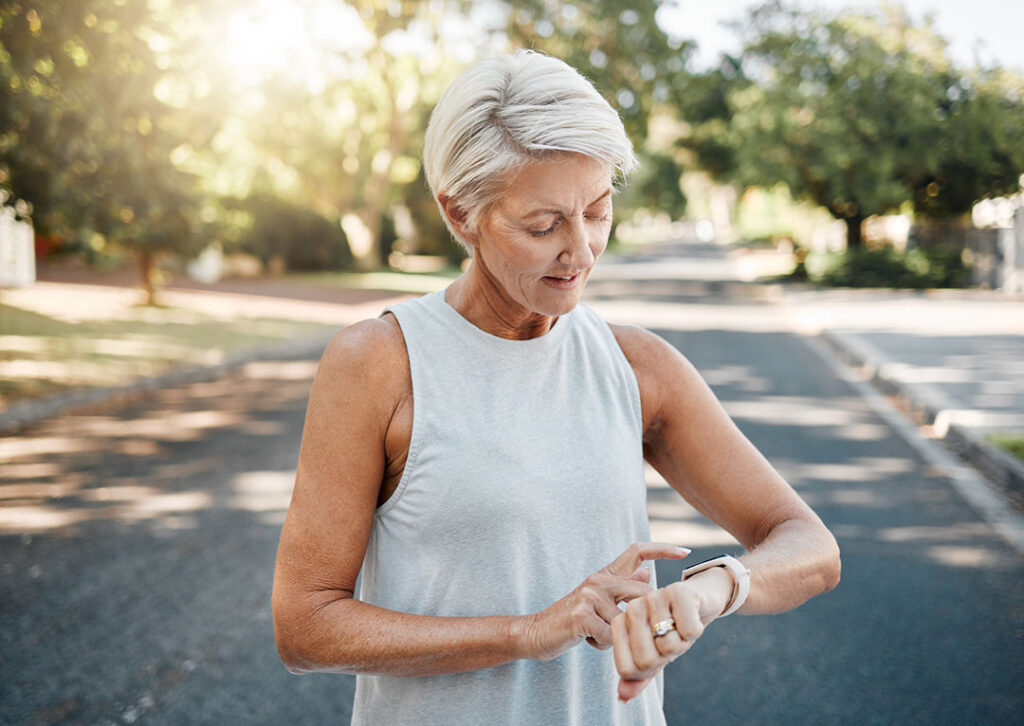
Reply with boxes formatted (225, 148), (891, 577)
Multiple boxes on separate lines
(2, 242), (1021, 724)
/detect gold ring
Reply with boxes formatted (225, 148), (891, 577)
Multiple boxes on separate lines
(651, 618), (675, 638)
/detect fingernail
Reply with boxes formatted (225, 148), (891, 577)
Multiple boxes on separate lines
(675, 546), (692, 555)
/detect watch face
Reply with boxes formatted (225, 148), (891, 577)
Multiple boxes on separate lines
(682, 554), (736, 577)
(690, 555), (728, 568)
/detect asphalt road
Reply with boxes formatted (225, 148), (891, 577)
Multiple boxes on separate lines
(2, 248), (1022, 725)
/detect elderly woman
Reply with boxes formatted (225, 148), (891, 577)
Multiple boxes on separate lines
(272, 50), (840, 725)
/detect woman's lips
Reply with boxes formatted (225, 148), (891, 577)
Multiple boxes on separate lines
(542, 272), (581, 289)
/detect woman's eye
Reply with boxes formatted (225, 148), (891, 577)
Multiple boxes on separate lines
(529, 225), (556, 238)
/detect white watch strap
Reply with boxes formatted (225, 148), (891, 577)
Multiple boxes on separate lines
(681, 554), (751, 617)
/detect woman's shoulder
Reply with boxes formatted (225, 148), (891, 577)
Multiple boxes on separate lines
(606, 322), (679, 371)
(316, 314), (409, 398)
(607, 322), (705, 428)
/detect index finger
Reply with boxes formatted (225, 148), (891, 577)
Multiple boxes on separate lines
(604, 542), (690, 577)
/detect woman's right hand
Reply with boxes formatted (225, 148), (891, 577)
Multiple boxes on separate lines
(519, 542), (690, 661)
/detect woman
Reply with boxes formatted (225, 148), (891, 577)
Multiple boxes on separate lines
(272, 50), (840, 725)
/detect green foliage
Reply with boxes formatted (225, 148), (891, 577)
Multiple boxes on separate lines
(908, 67), (1024, 217)
(506, 0), (691, 144)
(225, 195), (351, 272)
(508, 0), (693, 219)
(0, 0), (212, 262)
(809, 244), (968, 288)
(904, 245), (968, 287)
(674, 57), (746, 180)
(0, 0), (706, 274)
(404, 165), (465, 265)
(815, 247), (919, 288)
(680, 2), (1024, 247)
(618, 150), (687, 220)
(734, 183), (837, 248)
(214, 1), (473, 269)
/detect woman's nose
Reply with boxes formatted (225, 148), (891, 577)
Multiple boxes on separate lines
(558, 218), (597, 268)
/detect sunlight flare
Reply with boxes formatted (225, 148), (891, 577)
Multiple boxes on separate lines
(217, 0), (372, 90)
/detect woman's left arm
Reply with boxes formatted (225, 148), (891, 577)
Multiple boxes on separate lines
(610, 324), (841, 699)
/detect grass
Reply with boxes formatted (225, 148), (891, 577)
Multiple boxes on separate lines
(0, 298), (338, 409)
(986, 433), (1024, 463)
(0, 258), (467, 410)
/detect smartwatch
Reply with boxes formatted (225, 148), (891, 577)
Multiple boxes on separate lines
(681, 554), (751, 617)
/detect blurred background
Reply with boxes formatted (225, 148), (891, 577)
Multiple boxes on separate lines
(2, 0), (1023, 298)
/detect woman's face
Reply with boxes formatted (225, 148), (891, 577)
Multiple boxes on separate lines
(469, 153), (614, 318)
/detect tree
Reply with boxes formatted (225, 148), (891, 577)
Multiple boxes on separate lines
(673, 55), (747, 181)
(0, 0), (212, 302)
(505, 1), (693, 142)
(680, 2), (1024, 247)
(905, 66), (1024, 219)
(196, 0), (478, 270)
(506, 0), (694, 220)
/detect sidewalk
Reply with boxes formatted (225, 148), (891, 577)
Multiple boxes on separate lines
(779, 287), (1024, 508)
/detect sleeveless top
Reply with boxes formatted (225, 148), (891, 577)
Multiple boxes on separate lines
(352, 289), (665, 726)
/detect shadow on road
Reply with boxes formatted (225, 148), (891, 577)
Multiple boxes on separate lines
(1, 359), (316, 536)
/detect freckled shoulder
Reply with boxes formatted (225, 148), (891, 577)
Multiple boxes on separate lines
(315, 313), (411, 421)
(319, 312), (406, 368)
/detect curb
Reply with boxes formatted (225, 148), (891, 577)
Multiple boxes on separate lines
(819, 329), (1024, 509)
(944, 425), (1024, 511)
(0, 334), (332, 436)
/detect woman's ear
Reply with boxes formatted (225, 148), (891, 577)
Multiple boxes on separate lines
(438, 194), (477, 247)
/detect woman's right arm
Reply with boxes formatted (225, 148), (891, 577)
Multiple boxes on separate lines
(271, 317), (683, 677)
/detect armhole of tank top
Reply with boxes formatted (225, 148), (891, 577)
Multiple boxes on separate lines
(374, 308), (423, 519)
(598, 314), (645, 433)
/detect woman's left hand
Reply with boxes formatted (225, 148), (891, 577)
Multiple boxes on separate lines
(611, 566), (734, 702)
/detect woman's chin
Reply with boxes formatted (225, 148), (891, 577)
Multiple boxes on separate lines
(533, 273), (589, 313)
(531, 289), (583, 317)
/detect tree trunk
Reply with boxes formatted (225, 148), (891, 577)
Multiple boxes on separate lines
(354, 211), (382, 272)
(844, 216), (865, 249)
(348, 45), (413, 272)
(138, 249), (160, 306)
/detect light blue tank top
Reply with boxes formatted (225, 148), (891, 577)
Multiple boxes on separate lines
(352, 289), (664, 726)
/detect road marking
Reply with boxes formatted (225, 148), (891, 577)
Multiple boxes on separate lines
(801, 333), (1024, 556)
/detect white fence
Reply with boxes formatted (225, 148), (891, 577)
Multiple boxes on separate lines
(1008, 208), (1024, 294)
(0, 206), (35, 288)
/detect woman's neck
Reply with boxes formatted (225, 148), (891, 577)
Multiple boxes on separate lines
(445, 262), (558, 341)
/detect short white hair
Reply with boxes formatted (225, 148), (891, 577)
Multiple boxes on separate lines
(423, 50), (638, 250)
